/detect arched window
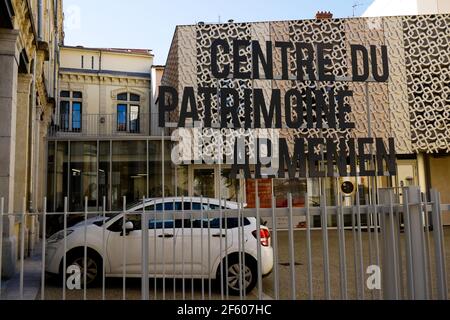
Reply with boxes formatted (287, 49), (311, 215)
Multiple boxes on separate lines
(116, 93), (141, 133)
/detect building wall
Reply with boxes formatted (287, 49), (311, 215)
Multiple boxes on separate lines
(1, 0), (62, 278)
(56, 47), (153, 139)
(60, 47), (153, 74)
(162, 15), (450, 155)
(161, 14), (450, 224)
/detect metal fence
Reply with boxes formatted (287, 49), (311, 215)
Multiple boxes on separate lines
(0, 186), (448, 300)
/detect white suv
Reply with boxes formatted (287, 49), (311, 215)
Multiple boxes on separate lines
(45, 197), (274, 295)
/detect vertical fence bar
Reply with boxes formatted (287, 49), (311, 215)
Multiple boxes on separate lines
(154, 203), (157, 300)
(337, 194), (348, 300)
(0, 198), (3, 299)
(417, 191), (431, 299)
(161, 132), (166, 300)
(19, 198), (26, 300)
(256, 194), (263, 300)
(320, 194), (331, 300)
(122, 196), (127, 300)
(271, 196), (280, 300)
(207, 198), (211, 300)
(219, 198), (224, 300)
(63, 197), (68, 300)
(379, 188), (401, 300)
(181, 196), (185, 301)
(142, 197), (149, 300)
(388, 190), (400, 299)
(372, 194), (381, 299)
(162, 197), (166, 300)
(41, 198), (47, 301)
(200, 195), (204, 300)
(190, 198), (194, 299)
(240, 197), (247, 300)
(224, 203), (229, 299)
(351, 198), (359, 299)
(422, 193), (433, 299)
(365, 194), (373, 299)
(287, 193), (296, 300)
(430, 190), (448, 300)
(355, 191), (364, 300)
(406, 187), (428, 299)
(305, 193), (313, 300)
(173, 199), (176, 300)
(83, 197), (88, 300)
(237, 195), (243, 300)
(102, 197), (106, 301)
(402, 189), (415, 299)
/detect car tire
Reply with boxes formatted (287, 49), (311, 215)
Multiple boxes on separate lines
(219, 255), (257, 296)
(62, 250), (103, 288)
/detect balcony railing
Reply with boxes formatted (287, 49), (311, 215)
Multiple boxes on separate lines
(48, 113), (164, 138)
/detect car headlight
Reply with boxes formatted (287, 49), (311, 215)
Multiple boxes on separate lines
(47, 230), (74, 244)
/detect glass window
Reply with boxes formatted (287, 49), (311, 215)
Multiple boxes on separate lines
(220, 169), (239, 201)
(129, 105), (140, 133)
(176, 166), (189, 196)
(72, 102), (82, 131)
(148, 141), (175, 198)
(60, 101), (70, 130)
(72, 91), (82, 99)
(69, 142), (97, 212)
(130, 94), (140, 102)
(55, 141), (68, 212)
(98, 141), (110, 211)
(193, 169), (215, 198)
(47, 141), (55, 213)
(115, 93), (141, 133)
(59, 91), (83, 132)
(111, 141), (147, 210)
(273, 179), (307, 208)
(117, 104), (127, 131)
(117, 93), (128, 101)
(60, 91), (70, 98)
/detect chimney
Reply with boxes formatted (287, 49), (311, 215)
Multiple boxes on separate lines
(315, 11), (333, 19)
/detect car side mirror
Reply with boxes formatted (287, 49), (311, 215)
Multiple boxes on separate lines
(121, 221), (134, 236)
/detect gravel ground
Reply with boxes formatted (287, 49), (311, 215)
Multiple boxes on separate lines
(38, 227), (450, 300)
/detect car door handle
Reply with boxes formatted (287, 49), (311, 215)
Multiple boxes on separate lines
(212, 233), (226, 238)
(158, 234), (174, 238)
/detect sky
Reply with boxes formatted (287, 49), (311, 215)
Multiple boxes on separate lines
(63, 0), (374, 65)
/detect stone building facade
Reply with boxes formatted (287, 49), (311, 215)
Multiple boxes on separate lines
(0, 0), (63, 278)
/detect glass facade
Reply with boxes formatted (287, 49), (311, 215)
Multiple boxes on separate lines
(46, 139), (392, 229)
(112, 140), (147, 210)
(47, 140), (176, 212)
(69, 141), (97, 212)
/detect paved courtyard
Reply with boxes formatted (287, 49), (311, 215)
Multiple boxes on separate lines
(31, 227), (450, 300)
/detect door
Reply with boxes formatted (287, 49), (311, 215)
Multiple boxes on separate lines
(106, 212), (176, 276)
(173, 202), (234, 278)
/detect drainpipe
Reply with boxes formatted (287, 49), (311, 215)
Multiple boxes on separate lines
(53, 0), (60, 120)
(38, 0), (43, 41)
(28, 52), (37, 254)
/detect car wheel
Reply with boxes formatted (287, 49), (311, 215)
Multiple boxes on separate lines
(66, 253), (102, 287)
(222, 256), (257, 296)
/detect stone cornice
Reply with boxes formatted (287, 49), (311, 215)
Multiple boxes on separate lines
(59, 72), (150, 87)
